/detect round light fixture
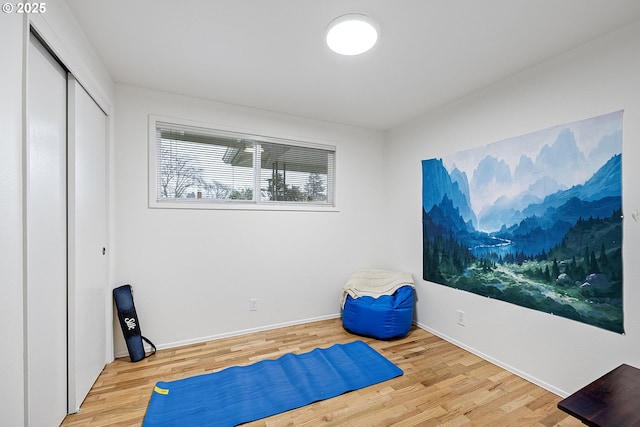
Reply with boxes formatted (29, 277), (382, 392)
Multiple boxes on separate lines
(326, 13), (378, 56)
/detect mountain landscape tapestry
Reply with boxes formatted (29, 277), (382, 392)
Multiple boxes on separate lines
(422, 111), (623, 333)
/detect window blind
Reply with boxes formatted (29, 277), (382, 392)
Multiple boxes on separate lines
(153, 121), (335, 207)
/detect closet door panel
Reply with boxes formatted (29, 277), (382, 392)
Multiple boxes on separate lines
(26, 34), (68, 427)
(67, 78), (109, 412)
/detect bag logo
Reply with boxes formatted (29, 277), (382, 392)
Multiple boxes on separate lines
(124, 317), (137, 330)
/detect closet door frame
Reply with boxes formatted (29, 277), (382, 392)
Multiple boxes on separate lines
(25, 25), (112, 419)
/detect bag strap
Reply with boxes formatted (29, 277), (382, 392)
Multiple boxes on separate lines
(142, 336), (157, 358)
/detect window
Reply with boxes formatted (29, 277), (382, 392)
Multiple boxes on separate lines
(149, 117), (336, 210)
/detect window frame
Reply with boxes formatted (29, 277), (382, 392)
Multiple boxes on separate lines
(148, 115), (337, 211)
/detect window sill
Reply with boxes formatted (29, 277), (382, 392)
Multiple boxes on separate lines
(149, 199), (339, 212)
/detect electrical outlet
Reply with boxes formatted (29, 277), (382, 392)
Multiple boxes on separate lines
(249, 298), (258, 311)
(457, 309), (466, 326)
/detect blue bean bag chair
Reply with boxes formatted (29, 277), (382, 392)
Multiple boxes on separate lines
(342, 285), (414, 339)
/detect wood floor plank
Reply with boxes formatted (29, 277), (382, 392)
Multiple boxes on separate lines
(61, 318), (577, 426)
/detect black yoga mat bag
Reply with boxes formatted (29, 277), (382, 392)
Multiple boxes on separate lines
(113, 284), (156, 362)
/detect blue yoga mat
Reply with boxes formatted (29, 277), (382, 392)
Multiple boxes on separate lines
(142, 340), (403, 427)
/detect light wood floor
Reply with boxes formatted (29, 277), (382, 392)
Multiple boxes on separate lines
(61, 318), (582, 427)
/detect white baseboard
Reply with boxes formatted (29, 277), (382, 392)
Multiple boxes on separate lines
(114, 313), (342, 359)
(413, 320), (568, 397)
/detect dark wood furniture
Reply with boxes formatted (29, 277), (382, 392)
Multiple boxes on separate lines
(558, 363), (640, 427)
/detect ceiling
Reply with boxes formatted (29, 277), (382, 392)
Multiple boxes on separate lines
(65, 0), (640, 131)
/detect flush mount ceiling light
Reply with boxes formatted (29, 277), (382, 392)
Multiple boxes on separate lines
(326, 13), (379, 56)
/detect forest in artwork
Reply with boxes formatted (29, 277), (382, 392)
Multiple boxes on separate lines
(422, 111), (623, 333)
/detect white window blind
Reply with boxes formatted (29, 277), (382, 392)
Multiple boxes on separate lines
(151, 119), (335, 209)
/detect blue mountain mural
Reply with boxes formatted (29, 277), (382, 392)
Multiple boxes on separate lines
(421, 111), (624, 333)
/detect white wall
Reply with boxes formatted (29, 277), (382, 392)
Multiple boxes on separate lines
(0, 1), (114, 424)
(385, 21), (640, 396)
(113, 85), (388, 355)
(0, 12), (26, 427)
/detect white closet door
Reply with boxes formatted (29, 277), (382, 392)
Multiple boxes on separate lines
(67, 78), (108, 412)
(26, 34), (68, 427)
